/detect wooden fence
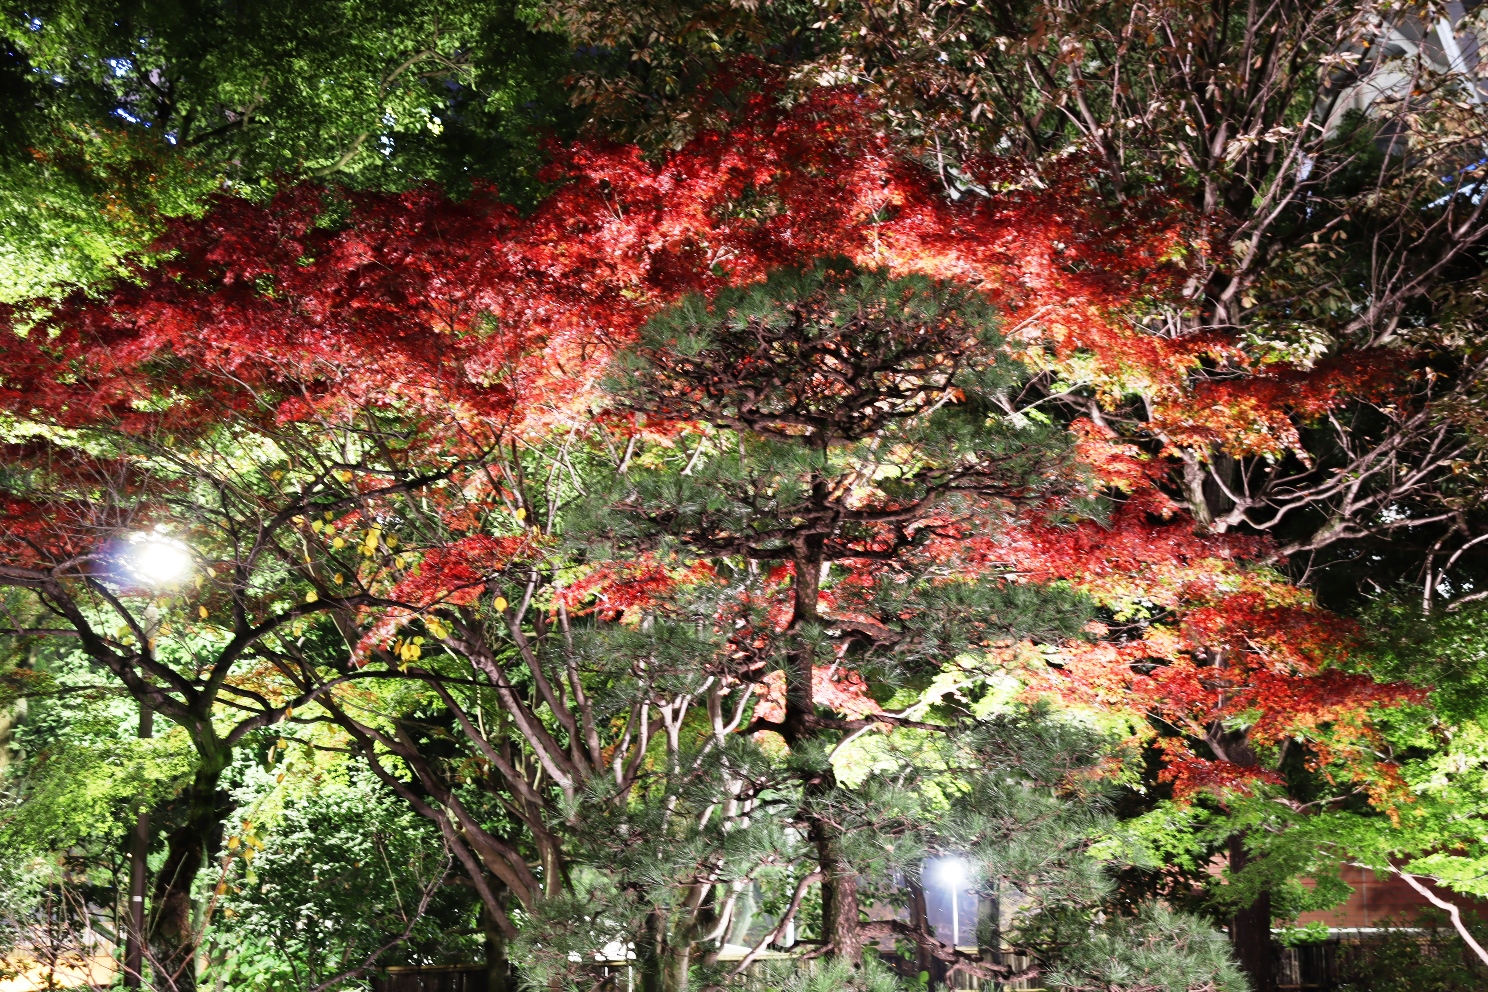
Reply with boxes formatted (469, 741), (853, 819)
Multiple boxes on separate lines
(371, 964), (489, 992)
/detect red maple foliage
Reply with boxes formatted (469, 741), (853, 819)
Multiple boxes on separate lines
(988, 460), (1423, 802)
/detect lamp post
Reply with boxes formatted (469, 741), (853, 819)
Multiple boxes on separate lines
(118, 530), (192, 988)
(124, 703), (152, 990)
(935, 857), (969, 949)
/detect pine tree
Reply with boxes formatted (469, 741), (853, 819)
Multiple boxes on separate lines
(599, 260), (1094, 968)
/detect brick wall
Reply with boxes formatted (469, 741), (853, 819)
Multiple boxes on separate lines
(1296, 865), (1488, 927)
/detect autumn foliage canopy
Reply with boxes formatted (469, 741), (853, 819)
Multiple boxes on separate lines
(0, 85), (1417, 809)
(0, 80), (1434, 992)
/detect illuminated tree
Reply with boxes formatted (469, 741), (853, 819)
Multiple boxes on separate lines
(595, 259), (1093, 970)
(0, 84), (1408, 992)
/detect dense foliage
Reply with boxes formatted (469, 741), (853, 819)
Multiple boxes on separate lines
(3, 2), (1488, 992)
(0, 0), (578, 298)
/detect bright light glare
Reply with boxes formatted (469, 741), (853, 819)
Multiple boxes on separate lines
(125, 533), (193, 587)
(934, 857), (970, 889)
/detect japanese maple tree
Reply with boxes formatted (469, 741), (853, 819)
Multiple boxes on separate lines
(983, 443), (1426, 986)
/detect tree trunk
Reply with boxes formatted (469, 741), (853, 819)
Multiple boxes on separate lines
(1207, 672), (1273, 992)
(639, 908), (667, 992)
(124, 704), (153, 990)
(637, 908), (694, 992)
(781, 543), (823, 746)
(812, 802), (863, 965)
(482, 890), (515, 992)
(907, 876), (943, 988)
(661, 941), (691, 992)
(148, 763), (229, 992)
(978, 882), (1001, 975)
(1228, 836), (1275, 992)
(786, 539), (863, 965)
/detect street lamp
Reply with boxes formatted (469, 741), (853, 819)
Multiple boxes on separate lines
(934, 857), (970, 949)
(116, 529), (190, 989)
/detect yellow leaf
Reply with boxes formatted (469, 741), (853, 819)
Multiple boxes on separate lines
(494, 596), (508, 612)
(332, 537), (345, 549)
(198, 605), (209, 619)
(516, 507), (526, 521)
